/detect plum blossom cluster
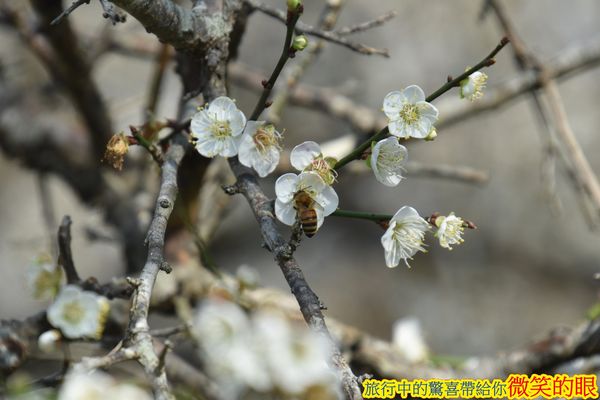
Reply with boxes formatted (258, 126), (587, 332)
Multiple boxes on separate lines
(192, 299), (340, 399)
(190, 99), (341, 233)
(189, 83), (479, 268)
(373, 85), (473, 267)
(190, 97), (284, 177)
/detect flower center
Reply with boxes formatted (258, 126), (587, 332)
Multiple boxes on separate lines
(378, 149), (405, 169)
(307, 157), (337, 185)
(210, 120), (231, 139)
(253, 125), (281, 153)
(392, 218), (427, 255)
(62, 301), (85, 324)
(399, 104), (420, 125)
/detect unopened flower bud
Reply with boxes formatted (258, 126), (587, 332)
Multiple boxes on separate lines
(424, 127), (437, 141)
(38, 330), (61, 353)
(292, 35), (308, 51)
(287, 0), (302, 11)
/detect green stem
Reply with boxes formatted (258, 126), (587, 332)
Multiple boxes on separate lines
(331, 209), (392, 222)
(333, 37), (510, 171)
(425, 37), (509, 103)
(249, 9), (302, 120)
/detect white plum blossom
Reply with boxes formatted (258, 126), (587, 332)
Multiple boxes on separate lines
(370, 137), (408, 187)
(392, 317), (429, 363)
(47, 285), (109, 339)
(59, 369), (151, 400)
(434, 212), (465, 250)
(274, 172), (338, 229)
(27, 255), (62, 300)
(254, 312), (338, 395)
(383, 85), (439, 139)
(238, 121), (282, 177)
(290, 141), (337, 185)
(192, 299), (271, 397)
(381, 206), (430, 268)
(192, 299), (339, 398)
(190, 96), (247, 158)
(460, 70), (488, 101)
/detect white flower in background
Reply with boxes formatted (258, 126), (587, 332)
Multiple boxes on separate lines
(381, 206), (430, 268)
(370, 137), (408, 187)
(27, 255), (62, 300)
(59, 369), (151, 400)
(290, 141), (337, 185)
(434, 212), (465, 250)
(460, 70), (488, 101)
(236, 264), (260, 289)
(383, 85), (439, 139)
(274, 172), (338, 228)
(238, 121), (282, 177)
(193, 299), (251, 350)
(392, 317), (429, 363)
(37, 330), (62, 353)
(190, 96), (247, 158)
(254, 312), (338, 395)
(47, 285), (109, 339)
(193, 300), (271, 397)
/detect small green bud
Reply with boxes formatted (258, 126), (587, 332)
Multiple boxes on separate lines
(292, 35), (308, 51)
(287, 0), (301, 11)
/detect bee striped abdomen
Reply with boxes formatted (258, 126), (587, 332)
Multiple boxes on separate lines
(299, 209), (318, 237)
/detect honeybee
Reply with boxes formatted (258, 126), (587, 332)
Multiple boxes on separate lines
(293, 190), (318, 238)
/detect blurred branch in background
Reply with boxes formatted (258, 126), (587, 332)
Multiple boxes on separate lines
(482, 0), (600, 228)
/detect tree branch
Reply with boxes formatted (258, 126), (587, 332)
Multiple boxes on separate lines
(227, 158), (362, 399)
(57, 215), (81, 284)
(245, 0), (389, 57)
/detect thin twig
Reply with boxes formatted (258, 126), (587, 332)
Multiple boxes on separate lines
(50, 0), (90, 25)
(333, 37), (510, 171)
(245, 0), (389, 57)
(334, 10), (397, 35)
(265, 0), (345, 123)
(57, 216), (80, 284)
(145, 44), (172, 121)
(249, 5), (302, 120)
(486, 0), (600, 227)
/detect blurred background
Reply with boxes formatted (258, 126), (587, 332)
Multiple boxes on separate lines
(1, 0), (600, 359)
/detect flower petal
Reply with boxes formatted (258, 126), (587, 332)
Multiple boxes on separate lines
(237, 134), (256, 168)
(315, 185), (339, 216)
(403, 85), (425, 103)
(253, 147), (280, 178)
(275, 199), (297, 226)
(275, 173), (299, 202)
(418, 102), (439, 121)
(208, 96), (237, 120)
(230, 110), (247, 136)
(381, 222), (401, 268)
(243, 120), (262, 137)
(383, 90), (405, 119)
(391, 206), (421, 223)
(297, 172), (326, 194)
(388, 119), (408, 138)
(290, 141), (322, 171)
